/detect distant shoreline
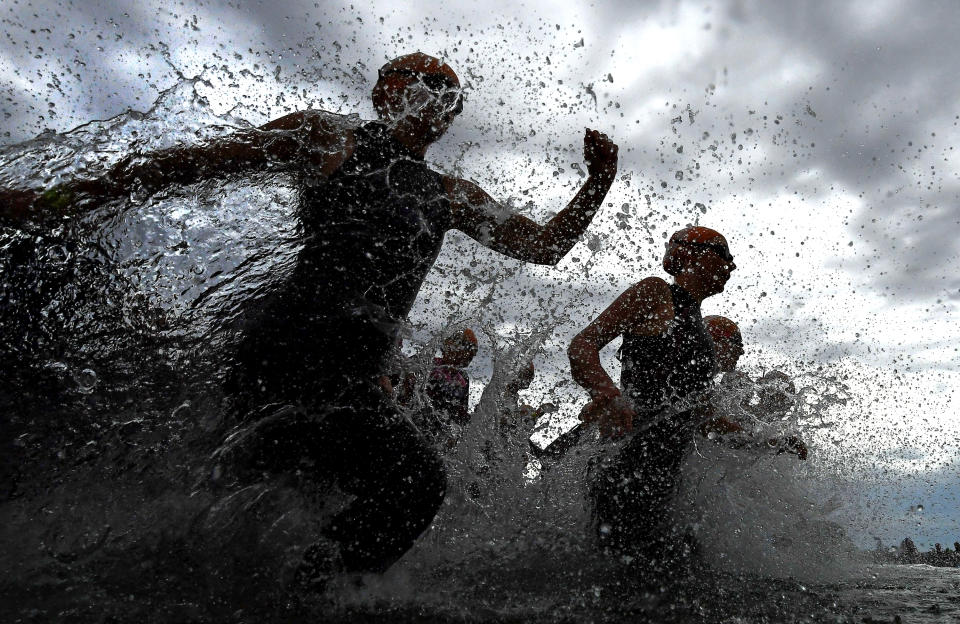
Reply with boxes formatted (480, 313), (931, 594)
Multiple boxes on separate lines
(868, 538), (960, 568)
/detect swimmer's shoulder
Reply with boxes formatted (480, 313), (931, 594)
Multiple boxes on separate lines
(625, 276), (672, 303)
(622, 277), (674, 333)
(263, 109), (360, 175)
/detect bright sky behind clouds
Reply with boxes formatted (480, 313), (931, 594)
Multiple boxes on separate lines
(2, 0), (958, 547)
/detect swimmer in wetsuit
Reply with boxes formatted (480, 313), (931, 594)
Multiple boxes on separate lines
(698, 315), (749, 436)
(699, 316), (808, 459)
(704, 315), (744, 375)
(568, 226), (735, 563)
(421, 328), (478, 444)
(2, 53), (618, 581)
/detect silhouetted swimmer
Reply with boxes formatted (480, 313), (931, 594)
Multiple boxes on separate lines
(2, 52), (619, 583)
(698, 315), (748, 437)
(699, 317), (807, 460)
(568, 226), (735, 563)
(705, 315), (744, 374)
(421, 328), (478, 444)
(502, 362), (554, 426)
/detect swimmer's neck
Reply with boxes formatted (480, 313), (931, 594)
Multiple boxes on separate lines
(672, 274), (716, 303)
(385, 119), (443, 159)
(389, 127), (432, 158)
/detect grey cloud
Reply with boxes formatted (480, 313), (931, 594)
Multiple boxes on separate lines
(4, 0), (959, 335)
(730, 1), (960, 300)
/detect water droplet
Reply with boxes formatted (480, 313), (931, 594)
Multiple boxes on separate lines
(74, 368), (98, 394)
(172, 401), (192, 419)
(45, 361), (69, 377)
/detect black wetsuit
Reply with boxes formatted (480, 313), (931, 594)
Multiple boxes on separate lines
(590, 283), (716, 559)
(222, 121), (449, 574)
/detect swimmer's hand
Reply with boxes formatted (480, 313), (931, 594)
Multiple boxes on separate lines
(580, 389), (634, 439)
(583, 128), (618, 181)
(766, 435), (808, 460)
(536, 402), (558, 417)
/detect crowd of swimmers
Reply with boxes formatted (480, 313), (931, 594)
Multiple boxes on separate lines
(0, 52), (808, 592)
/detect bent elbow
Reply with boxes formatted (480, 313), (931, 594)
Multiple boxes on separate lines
(531, 252), (562, 266)
(527, 243), (566, 266)
(567, 335), (588, 364)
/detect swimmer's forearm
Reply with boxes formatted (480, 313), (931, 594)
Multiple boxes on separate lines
(58, 123), (316, 208)
(2, 129), (290, 223)
(98, 129), (300, 196)
(568, 337), (618, 400)
(533, 174), (614, 264)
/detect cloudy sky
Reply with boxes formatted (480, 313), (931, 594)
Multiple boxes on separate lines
(2, 0), (958, 547)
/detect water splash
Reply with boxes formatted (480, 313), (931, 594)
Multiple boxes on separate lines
(1, 74), (866, 621)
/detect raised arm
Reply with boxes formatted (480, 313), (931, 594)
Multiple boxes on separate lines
(444, 128), (617, 265)
(1, 110), (354, 224)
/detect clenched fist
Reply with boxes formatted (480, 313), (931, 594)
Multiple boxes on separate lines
(583, 128), (618, 181)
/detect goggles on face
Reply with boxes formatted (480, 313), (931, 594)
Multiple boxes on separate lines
(379, 68), (464, 115)
(671, 240), (734, 264)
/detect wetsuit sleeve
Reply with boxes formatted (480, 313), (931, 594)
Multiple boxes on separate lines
(4, 111), (354, 224)
(443, 172), (615, 266)
(100, 112), (353, 196)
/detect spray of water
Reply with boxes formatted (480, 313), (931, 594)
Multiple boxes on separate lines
(1, 72), (861, 621)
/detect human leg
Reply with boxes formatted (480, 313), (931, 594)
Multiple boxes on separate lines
(318, 385), (447, 573)
(590, 417), (688, 558)
(222, 305), (444, 575)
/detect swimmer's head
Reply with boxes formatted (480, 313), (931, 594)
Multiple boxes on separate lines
(704, 315), (744, 373)
(441, 328), (478, 367)
(372, 53), (463, 140)
(663, 226), (735, 293)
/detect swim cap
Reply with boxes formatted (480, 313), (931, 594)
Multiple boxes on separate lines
(703, 315), (742, 349)
(377, 52), (460, 88)
(758, 370), (796, 395)
(663, 226), (731, 275)
(443, 328), (478, 349)
(373, 53), (462, 120)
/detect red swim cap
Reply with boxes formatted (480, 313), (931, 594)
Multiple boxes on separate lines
(663, 226), (731, 275)
(443, 328), (478, 348)
(703, 315), (742, 348)
(441, 328), (478, 362)
(377, 52), (460, 88)
(373, 53), (462, 121)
